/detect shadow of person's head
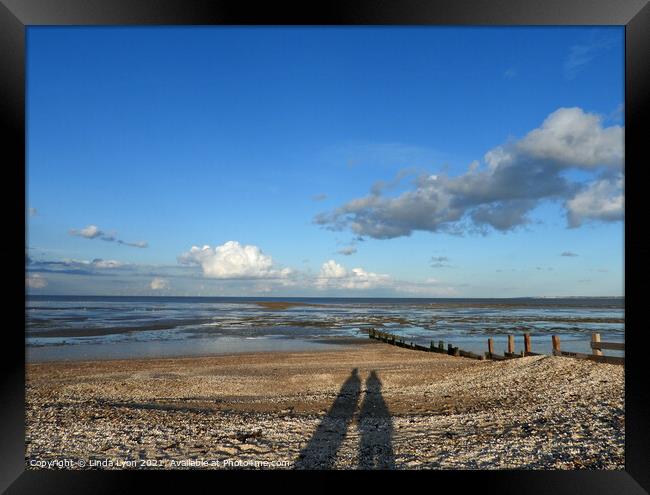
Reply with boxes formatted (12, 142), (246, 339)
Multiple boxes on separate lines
(366, 370), (382, 391)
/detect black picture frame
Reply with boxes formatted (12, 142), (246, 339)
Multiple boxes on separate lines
(3, 0), (649, 492)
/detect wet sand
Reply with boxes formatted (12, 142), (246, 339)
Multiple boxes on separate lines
(26, 341), (624, 469)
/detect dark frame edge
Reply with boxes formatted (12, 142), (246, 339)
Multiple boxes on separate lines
(1, 0), (649, 25)
(2, 0), (649, 493)
(0, 0), (25, 494)
(624, 0), (650, 493)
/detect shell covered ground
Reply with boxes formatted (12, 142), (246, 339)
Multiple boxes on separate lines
(25, 342), (624, 470)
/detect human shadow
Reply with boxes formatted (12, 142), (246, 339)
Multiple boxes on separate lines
(294, 368), (361, 469)
(357, 370), (395, 469)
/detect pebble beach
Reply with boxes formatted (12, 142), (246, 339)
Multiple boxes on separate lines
(25, 341), (624, 470)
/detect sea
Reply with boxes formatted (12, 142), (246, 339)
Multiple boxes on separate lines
(26, 295), (625, 362)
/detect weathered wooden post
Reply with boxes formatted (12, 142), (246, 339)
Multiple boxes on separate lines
(592, 332), (603, 356)
(552, 335), (560, 355)
(507, 335), (514, 354)
(487, 338), (494, 357)
(524, 334), (531, 355)
(448, 344), (459, 356)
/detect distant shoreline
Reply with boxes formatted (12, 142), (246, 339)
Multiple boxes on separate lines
(27, 294), (625, 300)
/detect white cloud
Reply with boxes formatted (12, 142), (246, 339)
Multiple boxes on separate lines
(28, 207), (38, 217)
(118, 240), (149, 248)
(316, 107), (624, 238)
(92, 259), (124, 269)
(566, 175), (624, 227)
(515, 107), (623, 169)
(71, 224), (103, 239)
(319, 260), (348, 279)
(26, 274), (47, 289)
(28, 258), (127, 274)
(150, 277), (170, 290)
(178, 241), (291, 279)
(316, 260), (390, 290)
(69, 224), (148, 248)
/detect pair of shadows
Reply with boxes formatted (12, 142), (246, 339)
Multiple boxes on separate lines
(295, 369), (395, 470)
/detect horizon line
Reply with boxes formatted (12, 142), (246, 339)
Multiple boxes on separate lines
(25, 294), (625, 299)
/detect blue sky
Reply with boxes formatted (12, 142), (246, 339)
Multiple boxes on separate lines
(26, 26), (624, 297)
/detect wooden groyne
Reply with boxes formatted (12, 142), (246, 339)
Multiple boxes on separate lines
(368, 329), (624, 365)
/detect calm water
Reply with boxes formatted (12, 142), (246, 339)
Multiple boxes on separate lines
(26, 296), (624, 362)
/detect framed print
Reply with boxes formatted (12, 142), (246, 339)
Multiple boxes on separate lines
(2, 0), (649, 492)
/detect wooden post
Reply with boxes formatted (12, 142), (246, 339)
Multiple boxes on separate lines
(552, 335), (560, 354)
(438, 341), (444, 350)
(592, 333), (603, 356)
(487, 338), (494, 357)
(507, 335), (514, 354)
(524, 334), (531, 354)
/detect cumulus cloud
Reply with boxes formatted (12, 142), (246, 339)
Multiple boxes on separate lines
(319, 260), (348, 279)
(512, 107), (623, 168)
(561, 251), (579, 257)
(178, 241), (292, 279)
(71, 224), (103, 239)
(566, 175), (624, 227)
(315, 107), (624, 239)
(316, 260), (390, 290)
(26, 274), (47, 289)
(69, 225), (148, 248)
(150, 277), (170, 290)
